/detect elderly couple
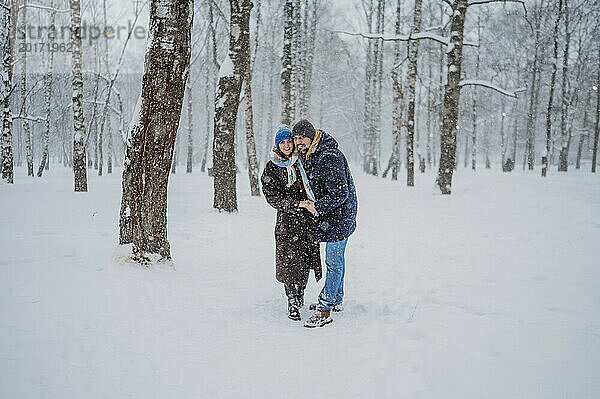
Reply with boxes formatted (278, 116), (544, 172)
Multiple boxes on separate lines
(261, 119), (357, 328)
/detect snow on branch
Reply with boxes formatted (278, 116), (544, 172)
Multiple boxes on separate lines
(20, 3), (70, 13)
(468, 0), (524, 6)
(11, 113), (48, 123)
(331, 30), (478, 47)
(459, 80), (526, 98)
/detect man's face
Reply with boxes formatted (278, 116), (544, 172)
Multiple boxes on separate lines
(293, 135), (312, 152)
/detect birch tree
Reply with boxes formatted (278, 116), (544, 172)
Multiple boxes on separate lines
(389, 0), (403, 181)
(69, 0), (87, 191)
(37, 2), (56, 177)
(592, 48), (599, 173)
(406, 0), (422, 186)
(243, 42), (260, 196)
(2, 0), (19, 184)
(213, 0), (252, 212)
(542, 0), (562, 177)
(281, 0), (294, 125)
(118, 0), (193, 262)
(20, 0), (34, 176)
(557, 0), (571, 172)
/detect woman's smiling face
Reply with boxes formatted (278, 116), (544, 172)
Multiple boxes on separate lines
(278, 139), (294, 156)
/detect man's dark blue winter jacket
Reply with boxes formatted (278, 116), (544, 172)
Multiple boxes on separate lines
(301, 130), (357, 242)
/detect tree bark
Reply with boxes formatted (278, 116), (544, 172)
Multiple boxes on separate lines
(243, 36), (260, 196)
(119, 0), (193, 262)
(213, 0), (252, 212)
(1, 0), (18, 184)
(186, 81), (193, 174)
(557, 0), (570, 172)
(525, 0), (545, 171)
(20, 0), (34, 176)
(406, 0), (422, 186)
(436, 0), (467, 194)
(281, 0), (294, 125)
(390, 0), (403, 181)
(70, 0), (88, 192)
(593, 47), (600, 173)
(38, 3), (56, 177)
(542, 0), (562, 177)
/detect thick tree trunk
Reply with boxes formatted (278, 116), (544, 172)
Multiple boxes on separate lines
(70, 0), (88, 192)
(119, 0), (193, 262)
(213, 0), (252, 212)
(542, 0), (562, 177)
(406, 0), (422, 187)
(1, 0), (18, 184)
(436, 0), (467, 194)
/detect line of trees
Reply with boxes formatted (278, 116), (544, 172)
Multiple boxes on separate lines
(1, 0), (599, 261)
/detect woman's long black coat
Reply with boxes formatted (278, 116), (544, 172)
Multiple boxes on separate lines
(261, 160), (322, 285)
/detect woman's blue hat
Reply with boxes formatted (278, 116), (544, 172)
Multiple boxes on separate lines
(275, 125), (292, 149)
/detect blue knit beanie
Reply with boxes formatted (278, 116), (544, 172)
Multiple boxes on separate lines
(275, 125), (292, 149)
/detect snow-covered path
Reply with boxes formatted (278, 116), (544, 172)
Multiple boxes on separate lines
(1, 166), (599, 398)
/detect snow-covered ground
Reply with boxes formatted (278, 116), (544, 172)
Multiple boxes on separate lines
(1, 164), (599, 398)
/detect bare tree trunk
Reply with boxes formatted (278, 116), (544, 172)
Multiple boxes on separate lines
(406, 0), (422, 186)
(436, 0), (467, 194)
(201, 4), (218, 173)
(213, 0), (252, 212)
(426, 49), (433, 169)
(362, 0), (374, 173)
(593, 47), (600, 173)
(390, 0), (403, 181)
(281, 0), (294, 125)
(20, 0), (34, 176)
(1, 0), (18, 184)
(70, 0), (88, 192)
(526, 0), (545, 171)
(542, 0), (562, 177)
(38, 3), (56, 177)
(186, 81), (193, 174)
(107, 115), (113, 173)
(119, 0), (193, 262)
(558, 0), (570, 172)
(576, 93), (591, 169)
(500, 98), (506, 167)
(470, 16), (481, 172)
(243, 37), (260, 196)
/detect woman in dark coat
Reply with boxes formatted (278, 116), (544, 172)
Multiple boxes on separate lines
(261, 125), (322, 321)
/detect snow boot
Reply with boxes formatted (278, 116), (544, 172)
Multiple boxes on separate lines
(288, 304), (301, 321)
(304, 309), (332, 328)
(309, 303), (343, 312)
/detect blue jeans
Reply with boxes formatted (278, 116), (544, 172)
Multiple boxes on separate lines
(317, 238), (348, 311)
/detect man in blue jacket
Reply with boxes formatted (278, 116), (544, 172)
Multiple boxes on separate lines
(292, 119), (358, 328)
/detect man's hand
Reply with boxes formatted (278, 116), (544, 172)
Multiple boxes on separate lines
(299, 200), (317, 215)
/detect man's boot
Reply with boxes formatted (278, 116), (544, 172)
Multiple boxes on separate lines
(304, 309), (332, 328)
